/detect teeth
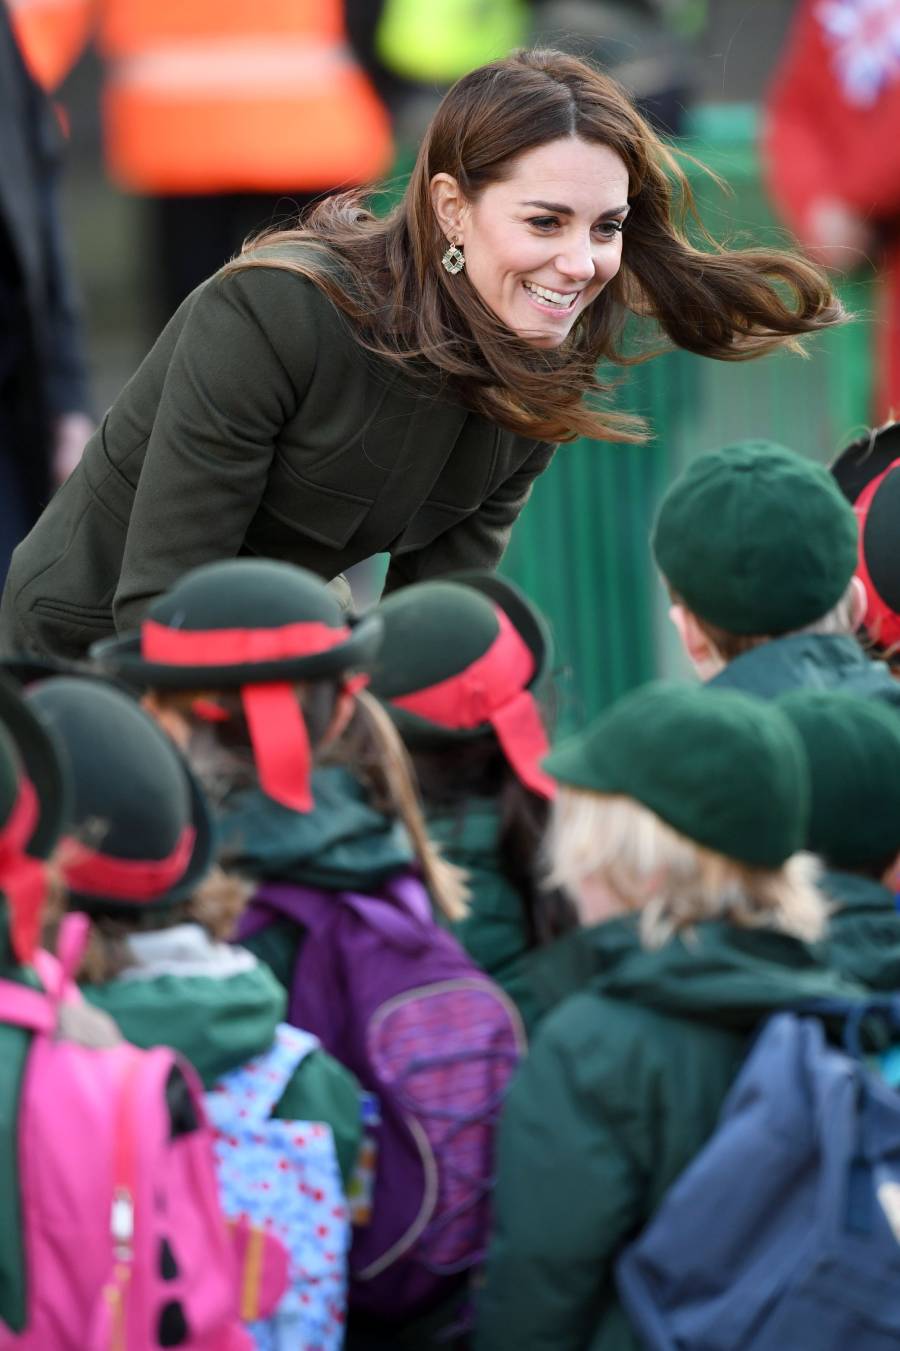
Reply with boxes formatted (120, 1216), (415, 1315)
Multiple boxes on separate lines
(523, 281), (576, 307)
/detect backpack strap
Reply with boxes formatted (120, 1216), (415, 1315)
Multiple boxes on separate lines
(0, 978), (55, 1033)
(214, 1023), (321, 1121)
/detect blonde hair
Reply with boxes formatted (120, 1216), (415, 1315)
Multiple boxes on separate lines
(546, 789), (826, 947)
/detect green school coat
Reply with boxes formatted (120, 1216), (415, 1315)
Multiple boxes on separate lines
(0, 248), (555, 660)
(475, 916), (869, 1351)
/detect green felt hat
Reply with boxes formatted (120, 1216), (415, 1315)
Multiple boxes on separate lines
(26, 677), (213, 914)
(90, 560), (383, 814)
(544, 681), (809, 868)
(778, 690), (900, 867)
(652, 440), (859, 635)
(831, 423), (900, 651)
(0, 674), (71, 963)
(370, 571), (556, 797)
(91, 559), (382, 688)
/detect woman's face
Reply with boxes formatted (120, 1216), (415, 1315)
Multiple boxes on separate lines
(434, 136), (630, 348)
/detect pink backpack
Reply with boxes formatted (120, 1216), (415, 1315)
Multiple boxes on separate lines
(0, 916), (255, 1351)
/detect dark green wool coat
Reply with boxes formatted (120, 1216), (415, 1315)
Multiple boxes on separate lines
(820, 869), (900, 991)
(0, 250), (554, 660)
(708, 634), (900, 705)
(475, 916), (868, 1351)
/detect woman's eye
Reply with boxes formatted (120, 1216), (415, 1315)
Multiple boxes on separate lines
(528, 217), (560, 231)
(594, 220), (625, 239)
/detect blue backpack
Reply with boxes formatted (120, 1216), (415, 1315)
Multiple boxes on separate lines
(616, 1004), (900, 1350)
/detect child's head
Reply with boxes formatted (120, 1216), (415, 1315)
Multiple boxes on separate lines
(652, 441), (861, 679)
(778, 689), (900, 883)
(0, 674), (70, 966)
(92, 560), (466, 921)
(91, 559), (383, 814)
(544, 682), (825, 946)
(832, 421), (900, 672)
(371, 572), (569, 942)
(24, 677), (214, 924)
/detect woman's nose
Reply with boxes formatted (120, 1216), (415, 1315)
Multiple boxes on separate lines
(555, 239), (596, 284)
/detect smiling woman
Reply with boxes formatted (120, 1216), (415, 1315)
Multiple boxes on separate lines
(0, 49), (844, 663)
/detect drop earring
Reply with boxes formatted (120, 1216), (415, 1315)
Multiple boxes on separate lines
(441, 239), (465, 274)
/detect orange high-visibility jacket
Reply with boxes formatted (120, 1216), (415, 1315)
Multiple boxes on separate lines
(9, 0), (393, 193)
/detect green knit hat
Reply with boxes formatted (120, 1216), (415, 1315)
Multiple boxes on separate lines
(544, 681), (809, 867)
(652, 441), (859, 635)
(26, 677), (213, 915)
(91, 559), (382, 814)
(778, 690), (900, 868)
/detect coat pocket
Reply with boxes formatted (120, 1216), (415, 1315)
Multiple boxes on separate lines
(260, 459), (372, 549)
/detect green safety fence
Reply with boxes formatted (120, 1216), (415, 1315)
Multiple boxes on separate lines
(498, 103), (878, 732)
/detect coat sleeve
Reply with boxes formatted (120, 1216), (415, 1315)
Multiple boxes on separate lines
(112, 266), (318, 631)
(382, 439), (556, 592)
(474, 1001), (644, 1351)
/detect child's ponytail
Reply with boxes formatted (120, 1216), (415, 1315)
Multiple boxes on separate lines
(333, 691), (470, 923)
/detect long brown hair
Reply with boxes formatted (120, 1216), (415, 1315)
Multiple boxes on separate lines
(226, 48), (843, 445)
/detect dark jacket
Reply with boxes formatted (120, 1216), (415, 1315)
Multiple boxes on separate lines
(708, 634), (900, 705)
(475, 916), (867, 1351)
(820, 869), (900, 991)
(0, 251), (554, 659)
(428, 800), (561, 1034)
(0, 7), (90, 515)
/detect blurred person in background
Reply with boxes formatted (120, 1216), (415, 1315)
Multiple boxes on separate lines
(763, 0), (900, 417)
(0, 3), (92, 584)
(10, 0), (394, 332)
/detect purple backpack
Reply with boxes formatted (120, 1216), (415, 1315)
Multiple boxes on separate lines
(238, 873), (526, 1319)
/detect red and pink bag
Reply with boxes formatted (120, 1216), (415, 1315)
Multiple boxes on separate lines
(0, 915), (260, 1350)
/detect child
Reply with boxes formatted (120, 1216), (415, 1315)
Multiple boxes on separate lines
(26, 674), (359, 1350)
(832, 420), (900, 675)
(0, 674), (69, 1336)
(652, 440), (900, 703)
(370, 571), (576, 1030)
(475, 681), (866, 1351)
(779, 689), (900, 990)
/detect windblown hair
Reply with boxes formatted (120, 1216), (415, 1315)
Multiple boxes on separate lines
(149, 684), (469, 924)
(409, 735), (577, 946)
(226, 48), (843, 444)
(546, 789), (826, 947)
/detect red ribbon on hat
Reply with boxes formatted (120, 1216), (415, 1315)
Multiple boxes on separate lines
(854, 458), (900, 651)
(0, 775), (49, 964)
(59, 824), (197, 903)
(142, 619), (364, 812)
(390, 606), (556, 799)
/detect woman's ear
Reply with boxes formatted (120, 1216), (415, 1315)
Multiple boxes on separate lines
(429, 172), (468, 243)
(141, 692), (192, 750)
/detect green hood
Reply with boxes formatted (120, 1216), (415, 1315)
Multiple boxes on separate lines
(215, 764), (414, 890)
(709, 634), (900, 705)
(579, 914), (867, 1027)
(84, 931), (285, 1087)
(820, 869), (900, 992)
